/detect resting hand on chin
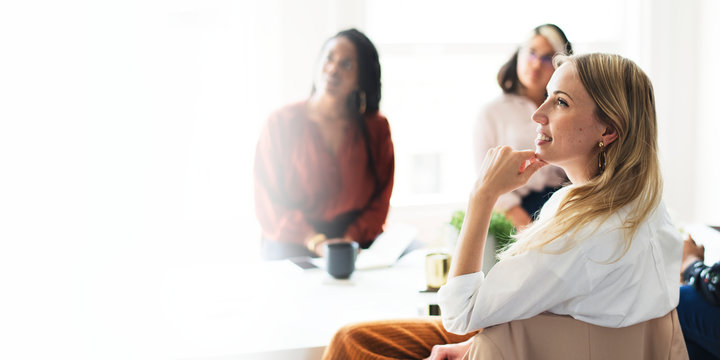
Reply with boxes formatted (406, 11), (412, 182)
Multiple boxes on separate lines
(472, 146), (546, 202)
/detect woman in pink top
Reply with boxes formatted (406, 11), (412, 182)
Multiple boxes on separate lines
(474, 24), (572, 228)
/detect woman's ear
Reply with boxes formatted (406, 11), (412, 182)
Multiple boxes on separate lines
(602, 126), (618, 146)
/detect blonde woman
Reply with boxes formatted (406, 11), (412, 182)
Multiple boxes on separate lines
(323, 53), (685, 359)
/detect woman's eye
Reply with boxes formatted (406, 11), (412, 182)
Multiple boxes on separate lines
(557, 98), (568, 107)
(341, 60), (353, 70)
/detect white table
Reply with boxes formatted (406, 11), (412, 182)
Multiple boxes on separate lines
(158, 249), (438, 359)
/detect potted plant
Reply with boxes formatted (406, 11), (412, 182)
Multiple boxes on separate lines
(448, 210), (516, 272)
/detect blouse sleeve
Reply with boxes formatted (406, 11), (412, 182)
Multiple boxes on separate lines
(473, 105), (522, 212)
(437, 245), (592, 334)
(253, 114), (313, 244)
(344, 116), (395, 247)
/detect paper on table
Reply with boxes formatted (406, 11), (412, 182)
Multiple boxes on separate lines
(685, 223), (720, 264)
(355, 224), (417, 270)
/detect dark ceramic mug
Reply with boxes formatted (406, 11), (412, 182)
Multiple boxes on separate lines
(325, 241), (359, 279)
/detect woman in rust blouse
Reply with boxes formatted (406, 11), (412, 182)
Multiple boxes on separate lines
(254, 29), (394, 260)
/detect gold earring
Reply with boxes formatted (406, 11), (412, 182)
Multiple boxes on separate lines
(598, 141), (606, 172)
(359, 91), (367, 114)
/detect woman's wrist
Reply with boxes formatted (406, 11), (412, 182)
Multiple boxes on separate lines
(471, 185), (499, 204)
(681, 255), (702, 273)
(467, 192), (498, 219)
(305, 233), (327, 253)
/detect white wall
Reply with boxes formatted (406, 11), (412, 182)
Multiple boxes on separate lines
(642, 0), (699, 224)
(635, 0), (720, 226)
(695, 0), (720, 225)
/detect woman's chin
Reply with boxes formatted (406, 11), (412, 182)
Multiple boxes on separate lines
(534, 151), (551, 164)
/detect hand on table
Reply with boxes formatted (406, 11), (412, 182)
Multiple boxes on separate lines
(424, 339), (473, 360)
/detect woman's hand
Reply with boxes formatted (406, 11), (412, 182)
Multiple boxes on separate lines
(424, 339), (473, 360)
(681, 235), (705, 273)
(472, 146), (546, 203)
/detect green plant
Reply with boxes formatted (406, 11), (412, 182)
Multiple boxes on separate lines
(449, 210), (516, 253)
(450, 210), (465, 233)
(488, 211), (516, 252)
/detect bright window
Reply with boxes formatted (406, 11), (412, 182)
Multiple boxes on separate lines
(363, 0), (629, 205)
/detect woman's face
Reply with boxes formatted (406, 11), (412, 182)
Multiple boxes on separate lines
(532, 63), (608, 182)
(315, 36), (359, 100)
(516, 35), (556, 93)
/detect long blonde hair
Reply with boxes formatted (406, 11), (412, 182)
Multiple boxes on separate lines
(499, 53), (662, 260)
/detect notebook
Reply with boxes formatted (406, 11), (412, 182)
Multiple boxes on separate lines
(685, 223), (720, 265)
(355, 224), (418, 270)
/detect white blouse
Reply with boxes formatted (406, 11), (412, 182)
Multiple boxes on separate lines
(474, 94), (566, 211)
(437, 186), (683, 334)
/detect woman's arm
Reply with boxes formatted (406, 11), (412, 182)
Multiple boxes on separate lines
(451, 146), (545, 277)
(253, 117), (314, 245)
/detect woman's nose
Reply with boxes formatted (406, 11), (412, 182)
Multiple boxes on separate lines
(325, 61), (338, 75)
(532, 106), (548, 125)
(529, 57), (542, 70)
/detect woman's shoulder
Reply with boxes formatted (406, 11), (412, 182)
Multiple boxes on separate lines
(638, 201), (682, 247)
(364, 111), (391, 135)
(577, 200), (679, 260)
(259, 101), (311, 146)
(266, 101), (308, 125)
(537, 185), (573, 219)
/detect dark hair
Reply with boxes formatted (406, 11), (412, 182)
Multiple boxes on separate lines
(337, 29), (383, 198)
(497, 24), (573, 94)
(336, 28), (382, 115)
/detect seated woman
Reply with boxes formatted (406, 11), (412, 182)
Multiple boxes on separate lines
(323, 53), (685, 359)
(254, 29), (394, 260)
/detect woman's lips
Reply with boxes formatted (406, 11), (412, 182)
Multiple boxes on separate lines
(535, 132), (552, 146)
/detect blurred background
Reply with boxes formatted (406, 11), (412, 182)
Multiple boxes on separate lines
(1, 0), (718, 358)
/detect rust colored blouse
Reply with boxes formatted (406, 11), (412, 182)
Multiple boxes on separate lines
(254, 102), (395, 248)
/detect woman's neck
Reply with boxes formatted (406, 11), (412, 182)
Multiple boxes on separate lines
(308, 94), (349, 123)
(564, 161), (600, 186)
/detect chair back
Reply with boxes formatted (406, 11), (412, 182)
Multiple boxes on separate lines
(464, 310), (689, 360)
